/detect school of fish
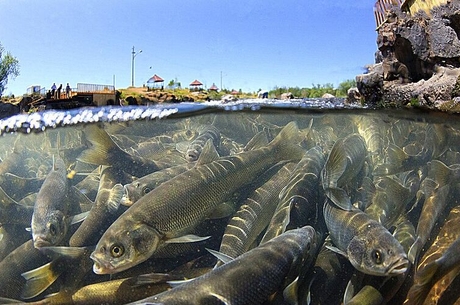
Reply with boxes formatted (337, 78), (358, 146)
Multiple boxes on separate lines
(0, 110), (459, 304)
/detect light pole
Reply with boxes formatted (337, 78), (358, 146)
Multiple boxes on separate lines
(131, 46), (142, 87)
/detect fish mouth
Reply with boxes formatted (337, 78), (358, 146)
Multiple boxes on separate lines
(90, 252), (115, 275)
(120, 186), (133, 206)
(387, 256), (410, 275)
(33, 236), (51, 249)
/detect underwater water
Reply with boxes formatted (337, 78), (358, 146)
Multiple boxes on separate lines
(0, 100), (459, 304)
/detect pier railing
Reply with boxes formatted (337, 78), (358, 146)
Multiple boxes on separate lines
(76, 83), (115, 93)
(374, 0), (449, 29)
(374, 0), (403, 29)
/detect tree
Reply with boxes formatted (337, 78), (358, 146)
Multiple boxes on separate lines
(336, 79), (357, 97)
(0, 43), (20, 97)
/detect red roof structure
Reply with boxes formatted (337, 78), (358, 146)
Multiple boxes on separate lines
(209, 83), (219, 91)
(190, 79), (203, 86)
(147, 74), (164, 83)
(190, 79), (203, 91)
(147, 74), (164, 89)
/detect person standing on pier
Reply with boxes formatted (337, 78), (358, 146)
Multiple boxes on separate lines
(51, 83), (57, 99)
(57, 84), (62, 99)
(65, 83), (71, 98)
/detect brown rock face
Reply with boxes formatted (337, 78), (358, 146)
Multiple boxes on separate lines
(357, 1), (460, 108)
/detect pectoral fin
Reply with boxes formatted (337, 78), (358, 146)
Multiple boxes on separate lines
(165, 234), (211, 244)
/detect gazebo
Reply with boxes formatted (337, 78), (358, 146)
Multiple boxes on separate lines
(189, 79), (203, 91)
(147, 74), (164, 90)
(209, 83), (219, 91)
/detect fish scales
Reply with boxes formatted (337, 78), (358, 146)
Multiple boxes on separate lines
(129, 226), (317, 305)
(218, 162), (295, 260)
(91, 121), (304, 274)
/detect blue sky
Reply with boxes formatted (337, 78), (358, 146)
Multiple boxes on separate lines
(0, 0), (377, 96)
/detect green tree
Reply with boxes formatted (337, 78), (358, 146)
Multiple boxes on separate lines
(336, 79), (357, 97)
(0, 43), (20, 97)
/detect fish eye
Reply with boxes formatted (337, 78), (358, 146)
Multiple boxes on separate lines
(49, 223), (57, 236)
(110, 244), (124, 258)
(143, 187), (151, 194)
(372, 250), (383, 264)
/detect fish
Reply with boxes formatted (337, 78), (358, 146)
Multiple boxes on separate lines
(306, 242), (355, 305)
(362, 176), (413, 229)
(354, 115), (386, 168)
(346, 285), (384, 305)
(128, 226), (317, 305)
(0, 240), (51, 299)
(0, 185), (33, 227)
(407, 178), (450, 264)
(121, 162), (195, 206)
(323, 200), (409, 276)
(31, 156), (83, 248)
(69, 166), (129, 247)
(77, 124), (162, 177)
(217, 162), (295, 262)
(183, 124), (221, 162)
(261, 145), (325, 244)
(321, 133), (367, 211)
(405, 205), (460, 305)
(91, 122), (304, 274)
(32, 273), (174, 305)
(373, 142), (432, 176)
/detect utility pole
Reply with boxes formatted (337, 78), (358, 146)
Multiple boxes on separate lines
(131, 46), (142, 87)
(220, 71), (223, 90)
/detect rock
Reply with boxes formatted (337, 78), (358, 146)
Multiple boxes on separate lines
(221, 94), (237, 103)
(346, 87), (362, 104)
(0, 102), (19, 119)
(322, 93), (335, 98)
(358, 1), (460, 108)
(383, 66), (460, 107)
(280, 92), (294, 100)
(356, 63), (384, 106)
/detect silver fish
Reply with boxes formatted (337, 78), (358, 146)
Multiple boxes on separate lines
(77, 124), (162, 177)
(408, 178), (450, 264)
(69, 166), (128, 247)
(91, 122), (304, 274)
(321, 133), (367, 211)
(129, 226), (317, 305)
(31, 156), (79, 248)
(363, 176), (413, 229)
(121, 162), (195, 206)
(405, 205), (460, 305)
(217, 162), (295, 261)
(323, 201), (409, 276)
(184, 124), (221, 162)
(261, 145), (325, 243)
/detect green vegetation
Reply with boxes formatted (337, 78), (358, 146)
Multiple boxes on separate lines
(269, 79), (357, 98)
(0, 43), (20, 97)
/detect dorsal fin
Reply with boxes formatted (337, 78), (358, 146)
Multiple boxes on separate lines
(244, 131), (269, 151)
(196, 140), (219, 166)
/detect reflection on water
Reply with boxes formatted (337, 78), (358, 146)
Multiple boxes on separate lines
(0, 102), (459, 304)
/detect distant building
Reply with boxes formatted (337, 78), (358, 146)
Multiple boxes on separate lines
(189, 79), (203, 91)
(209, 83), (219, 92)
(147, 74), (164, 90)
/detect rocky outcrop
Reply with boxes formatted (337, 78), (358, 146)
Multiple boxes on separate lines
(357, 1), (460, 109)
(123, 91), (198, 105)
